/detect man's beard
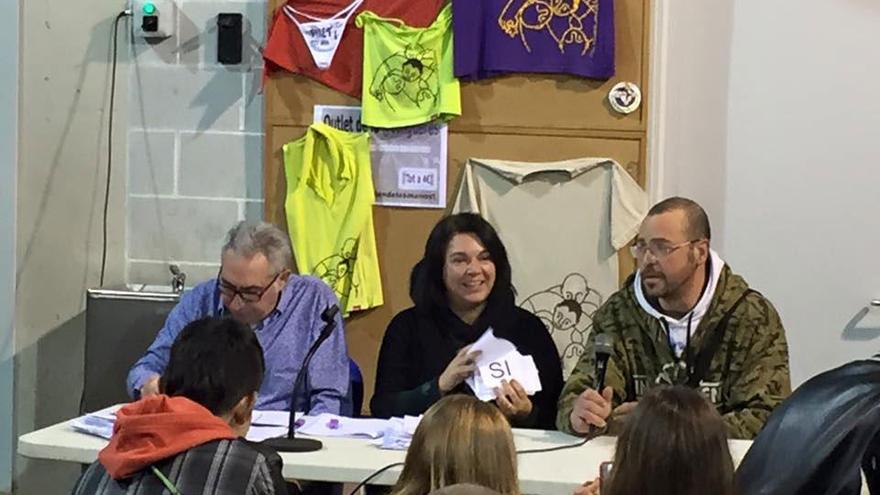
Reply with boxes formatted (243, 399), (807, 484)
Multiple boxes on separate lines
(642, 257), (698, 299)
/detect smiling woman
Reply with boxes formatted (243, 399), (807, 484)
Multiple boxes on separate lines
(370, 213), (564, 429)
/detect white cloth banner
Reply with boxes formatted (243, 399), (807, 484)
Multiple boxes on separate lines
(453, 158), (648, 378)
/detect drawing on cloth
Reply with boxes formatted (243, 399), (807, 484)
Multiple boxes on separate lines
(369, 43), (438, 110)
(520, 273), (603, 377)
(313, 237), (360, 302)
(498, 0), (600, 55)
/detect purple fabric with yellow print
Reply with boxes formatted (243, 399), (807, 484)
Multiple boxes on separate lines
(452, 0), (614, 80)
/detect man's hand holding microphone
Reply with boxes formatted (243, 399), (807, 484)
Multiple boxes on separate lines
(569, 334), (638, 434)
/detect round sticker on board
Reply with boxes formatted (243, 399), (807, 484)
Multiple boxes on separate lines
(608, 82), (642, 115)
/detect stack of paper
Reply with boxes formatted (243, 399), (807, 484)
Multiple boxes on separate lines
(68, 407), (424, 450)
(296, 413), (388, 439)
(69, 408), (302, 443)
(246, 410), (300, 442)
(465, 328), (542, 401)
(252, 410), (291, 427)
(70, 407), (118, 439)
(372, 415), (422, 450)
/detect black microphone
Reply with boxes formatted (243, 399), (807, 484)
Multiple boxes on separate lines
(594, 333), (614, 392)
(263, 304), (339, 453)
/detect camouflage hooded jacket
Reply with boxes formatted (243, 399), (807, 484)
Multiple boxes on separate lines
(556, 262), (791, 439)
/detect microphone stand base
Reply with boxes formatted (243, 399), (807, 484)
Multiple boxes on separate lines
(262, 436), (323, 453)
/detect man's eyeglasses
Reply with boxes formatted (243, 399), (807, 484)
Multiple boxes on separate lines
(217, 271), (281, 303)
(630, 240), (700, 260)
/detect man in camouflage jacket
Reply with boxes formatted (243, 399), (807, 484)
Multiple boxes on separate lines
(557, 197), (790, 439)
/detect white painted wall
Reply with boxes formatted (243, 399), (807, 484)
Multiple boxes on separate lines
(649, 0), (734, 251)
(724, 0), (880, 384)
(14, 1), (266, 492)
(15, 0), (129, 492)
(0, 1), (19, 492)
(654, 0), (880, 385)
(126, 0), (266, 287)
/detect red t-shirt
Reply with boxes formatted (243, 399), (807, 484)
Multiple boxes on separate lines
(263, 0), (446, 97)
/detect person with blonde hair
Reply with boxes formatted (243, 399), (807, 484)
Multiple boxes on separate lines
(392, 395), (520, 495)
(577, 385), (736, 495)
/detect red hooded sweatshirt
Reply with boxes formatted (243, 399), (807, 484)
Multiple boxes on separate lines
(98, 395), (238, 480)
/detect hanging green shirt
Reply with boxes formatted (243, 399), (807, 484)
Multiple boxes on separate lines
(283, 123), (384, 315)
(356, 4), (460, 128)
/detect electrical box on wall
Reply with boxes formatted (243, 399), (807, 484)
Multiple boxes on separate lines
(217, 13), (243, 65)
(131, 0), (174, 39)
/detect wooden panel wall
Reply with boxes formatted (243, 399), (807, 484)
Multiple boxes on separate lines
(264, 0), (651, 413)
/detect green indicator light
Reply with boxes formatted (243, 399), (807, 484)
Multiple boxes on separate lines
(143, 2), (156, 15)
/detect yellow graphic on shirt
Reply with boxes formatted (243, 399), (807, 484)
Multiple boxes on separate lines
(498, 0), (599, 55)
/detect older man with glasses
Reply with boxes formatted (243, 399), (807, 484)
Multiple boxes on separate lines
(127, 220), (350, 415)
(557, 197), (791, 439)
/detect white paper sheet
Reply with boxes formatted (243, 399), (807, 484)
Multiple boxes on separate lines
(403, 415), (421, 436)
(69, 408), (301, 441)
(466, 370), (498, 402)
(464, 329), (543, 402)
(70, 415), (115, 439)
(479, 352), (543, 391)
(69, 405), (121, 439)
(296, 413), (388, 439)
(370, 415), (422, 450)
(469, 328), (518, 364)
(245, 425), (289, 442)
(251, 410), (302, 427)
(65, 407), (423, 449)
(517, 355), (544, 394)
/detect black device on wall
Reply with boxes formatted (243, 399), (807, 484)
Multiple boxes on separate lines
(142, 15), (159, 33)
(217, 13), (243, 65)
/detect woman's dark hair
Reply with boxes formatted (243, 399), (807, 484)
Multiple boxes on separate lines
(604, 386), (736, 495)
(160, 317), (265, 415)
(409, 213), (514, 313)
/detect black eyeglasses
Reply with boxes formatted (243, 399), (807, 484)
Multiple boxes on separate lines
(217, 270), (281, 303)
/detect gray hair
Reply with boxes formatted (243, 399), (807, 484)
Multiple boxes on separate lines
(222, 221), (293, 274)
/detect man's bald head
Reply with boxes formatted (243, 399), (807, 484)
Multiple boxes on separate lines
(646, 197), (711, 241)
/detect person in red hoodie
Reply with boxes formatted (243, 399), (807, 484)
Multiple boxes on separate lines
(71, 316), (291, 495)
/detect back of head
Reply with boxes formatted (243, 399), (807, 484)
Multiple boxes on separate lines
(160, 317), (265, 415)
(393, 395), (519, 495)
(605, 386), (735, 495)
(647, 197), (712, 241)
(429, 484), (504, 495)
(409, 213), (514, 312)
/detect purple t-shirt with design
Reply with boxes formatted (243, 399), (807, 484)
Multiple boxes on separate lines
(452, 0), (615, 80)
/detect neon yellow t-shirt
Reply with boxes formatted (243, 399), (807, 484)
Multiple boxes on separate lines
(283, 123), (383, 315)
(356, 4), (460, 128)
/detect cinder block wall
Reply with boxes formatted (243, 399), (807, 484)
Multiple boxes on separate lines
(127, 0), (267, 287)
